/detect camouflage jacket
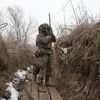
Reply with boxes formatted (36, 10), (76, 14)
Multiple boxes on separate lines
(36, 33), (56, 56)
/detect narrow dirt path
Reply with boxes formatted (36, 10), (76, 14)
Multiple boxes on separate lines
(21, 79), (63, 100)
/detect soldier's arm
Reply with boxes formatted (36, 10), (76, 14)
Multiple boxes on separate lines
(47, 26), (56, 42)
(36, 34), (52, 45)
(51, 34), (56, 42)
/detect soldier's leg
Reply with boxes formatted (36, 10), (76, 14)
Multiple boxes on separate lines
(37, 65), (48, 92)
(33, 64), (40, 81)
(45, 55), (51, 86)
(37, 65), (46, 84)
(37, 55), (48, 85)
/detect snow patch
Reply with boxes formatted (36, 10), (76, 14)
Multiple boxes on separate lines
(61, 47), (68, 54)
(6, 82), (19, 100)
(1, 66), (33, 100)
(15, 69), (27, 80)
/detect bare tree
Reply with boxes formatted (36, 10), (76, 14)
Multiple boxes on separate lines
(6, 6), (37, 44)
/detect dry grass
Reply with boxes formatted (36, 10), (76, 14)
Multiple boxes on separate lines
(54, 21), (100, 100)
(0, 34), (37, 71)
(6, 41), (37, 69)
(0, 36), (9, 70)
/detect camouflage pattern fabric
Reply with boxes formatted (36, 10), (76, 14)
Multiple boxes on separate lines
(35, 23), (56, 85)
(36, 55), (50, 84)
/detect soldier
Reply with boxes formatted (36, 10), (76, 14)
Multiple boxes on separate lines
(35, 23), (56, 88)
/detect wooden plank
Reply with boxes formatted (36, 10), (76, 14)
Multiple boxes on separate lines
(31, 82), (39, 100)
(21, 82), (38, 100)
(49, 87), (63, 100)
(40, 92), (50, 100)
(21, 75), (63, 100)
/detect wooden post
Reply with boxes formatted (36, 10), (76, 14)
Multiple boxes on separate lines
(49, 13), (51, 26)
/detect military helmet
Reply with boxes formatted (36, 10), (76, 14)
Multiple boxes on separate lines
(38, 23), (52, 35)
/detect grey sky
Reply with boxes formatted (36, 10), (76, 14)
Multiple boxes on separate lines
(0, 0), (100, 44)
(0, 0), (100, 26)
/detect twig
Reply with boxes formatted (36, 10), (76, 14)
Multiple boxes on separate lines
(0, 23), (8, 29)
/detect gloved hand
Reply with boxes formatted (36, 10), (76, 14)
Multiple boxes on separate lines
(46, 35), (52, 39)
(46, 35), (53, 43)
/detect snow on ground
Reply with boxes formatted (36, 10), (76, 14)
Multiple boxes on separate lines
(61, 47), (68, 54)
(6, 82), (19, 100)
(1, 66), (34, 100)
(15, 69), (27, 80)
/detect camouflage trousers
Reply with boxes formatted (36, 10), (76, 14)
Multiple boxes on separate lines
(36, 54), (51, 85)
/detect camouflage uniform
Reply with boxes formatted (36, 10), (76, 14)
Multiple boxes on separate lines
(35, 23), (56, 85)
